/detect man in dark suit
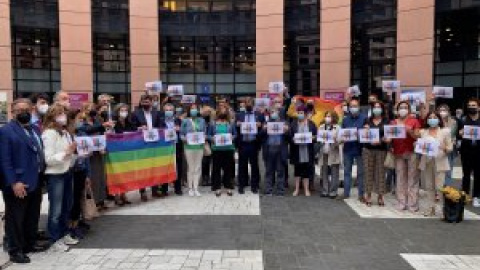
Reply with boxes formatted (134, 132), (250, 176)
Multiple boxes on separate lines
(0, 98), (48, 263)
(131, 94), (163, 201)
(158, 103), (183, 196)
(236, 97), (265, 194)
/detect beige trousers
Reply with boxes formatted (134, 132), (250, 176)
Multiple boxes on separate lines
(185, 148), (204, 190)
(395, 153), (420, 211)
(421, 159), (445, 208)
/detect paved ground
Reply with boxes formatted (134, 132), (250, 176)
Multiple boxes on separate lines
(1, 165), (479, 270)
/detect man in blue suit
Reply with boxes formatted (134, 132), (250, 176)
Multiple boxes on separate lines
(236, 97), (265, 194)
(0, 98), (47, 263)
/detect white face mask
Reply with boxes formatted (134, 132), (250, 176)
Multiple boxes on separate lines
(119, 111), (128, 119)
(56, 115), (67, 126)
(398, 109), (409, 118)
(325, 116), (332, 124)
(37, 104), (49, 115)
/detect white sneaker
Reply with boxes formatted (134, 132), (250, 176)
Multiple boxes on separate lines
(194, 190), (201, 197)
(62, 234), (79, 245)
(51, 241), (70, 252)
(189, 190), (195, 197)
(473, 197), (480, 208)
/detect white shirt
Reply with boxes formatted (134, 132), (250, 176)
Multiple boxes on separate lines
(144, 110), (153, 130)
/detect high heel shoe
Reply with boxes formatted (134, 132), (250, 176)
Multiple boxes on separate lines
(378, 196), (385, 207)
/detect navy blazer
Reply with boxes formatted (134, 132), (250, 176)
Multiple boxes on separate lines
(236, 111), (265, 144)
(0, 120), (41, 193)
(131, 109), (161, 129)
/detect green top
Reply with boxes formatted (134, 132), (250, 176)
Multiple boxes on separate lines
(183, 117), (205, 150)
(212, 123), (235, 151)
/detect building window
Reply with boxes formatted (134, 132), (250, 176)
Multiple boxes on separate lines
(10, 0), (60, 99)
(92, 0), (131, 104)
(284, 0), (320, 96)
(434, 2), (480, 108)
(159, 0), (255, 104)
(351, 0), (397, 104)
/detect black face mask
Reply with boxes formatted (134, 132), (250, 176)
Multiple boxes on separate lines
(246, 105), (253, 112)
(204, 115), (211, 123)
(467, 107), (478, 115)
(142, 104), (151, 111)
(89, 110), (97, 118)
(307, 104), (314, 111)
(16, 112), (31, 125)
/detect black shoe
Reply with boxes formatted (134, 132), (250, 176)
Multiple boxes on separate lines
(175, 190), (183, 196)
(78, 221), (91, 231)
(10, 252), (30, 264)
(24, 242), (50, 253)
(238, 189), (245, 194)
(252, 189), (258, 194)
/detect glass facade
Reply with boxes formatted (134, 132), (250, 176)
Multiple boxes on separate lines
(351, 0), (397, 103)
(284, 0), (320, 96)
(435, 0), (480, 109)
(92, 0), (131, 104)
(159, 0), (255, 104)
(10, 0), (60, 99)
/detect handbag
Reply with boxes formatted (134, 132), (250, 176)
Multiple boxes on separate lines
(384, 151), (395, 169)
(82, 185), (99, 220)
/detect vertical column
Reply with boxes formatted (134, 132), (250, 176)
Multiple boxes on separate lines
(256, 0), (284, 96)
(319, 0), (351, 98)
(0, 0), (13, 109)
(59, 0), (93, 98)
(397, 0), (435, 96)
(130, 0), (159, 105)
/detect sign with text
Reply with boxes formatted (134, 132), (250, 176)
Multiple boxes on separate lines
(181, 95), (197, 104)
(214, 133), (233, 146)
(358, 128), (380, 143)
(241, 122), (258, 135)
(69, 93), (89, 110)
(433, 86), (454, 99)
(167, 85), (184, 96)
(268, 81), (285, 94)
(324, 92), (345, 102)
(186, 132), (205, 145)
(145, 81), (163, 93)
(384, 125), (406, 139)
(382, 80), (401, 92)
(143, 129), (160, 143)
(347, 85), (361, 97)
(75, 136), (93, 156)
(338, 128), (358, 142)
(267, 122), (285, 135)
(463, 125), (480, 141)
(90, 135), (106, 152)
(255, 98), (271, 109)
(415, 138), (440, 157)
(293, 132), (313, 144)
(400, 89), (426, 107)
(317, 130), (335, 144)
(163, 129), (177, 142)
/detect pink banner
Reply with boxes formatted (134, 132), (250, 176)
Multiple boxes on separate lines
(69, 93), (89, 110)
(324, 92), (345, 102)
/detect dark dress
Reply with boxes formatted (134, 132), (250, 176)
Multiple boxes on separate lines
(289, 120), (317, 179)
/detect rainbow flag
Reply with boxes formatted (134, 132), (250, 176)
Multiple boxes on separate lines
(105, 131), (177, 195)
(287, 96), (343, 127)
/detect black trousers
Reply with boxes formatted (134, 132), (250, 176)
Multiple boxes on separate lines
(461, 150), (480, 198)
(212, 150), (235, 191)
(3, 186), (42, 254)
(71, 170), (87, 221)
(238, 142), (260, 190)
(202, 155), (212, 180)
(161, 147), (184, 194)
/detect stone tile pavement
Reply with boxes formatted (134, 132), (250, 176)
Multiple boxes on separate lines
(401, 254), (480, 270)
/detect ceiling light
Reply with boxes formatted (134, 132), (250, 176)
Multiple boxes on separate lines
(446, 28), (451, 32)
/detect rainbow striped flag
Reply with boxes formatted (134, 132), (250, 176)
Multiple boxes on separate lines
(105, 131), (177, 195)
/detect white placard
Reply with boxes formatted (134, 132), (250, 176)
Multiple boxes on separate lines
(400, 90), (426, 107)
(463, 125), (480, 141)
(347, 85), (361, 97)
(338, 128), (358, 142)
(433, 86), (454, 99)
(167, 84), (184, 96)
(145, 81), (163, 92)
(268, 82), (285, 94)
(415, 138), (440, 157)
(255, 98), (271, 108)
(186, 132), (205, 145)
(358, 128), (380, 143)
(164, 128), (177, 142)
(382, 80), (401, 92)
(293, 132), (313, 144)
(384, 125), (407, 139)
(241, 122), (257, 135)
(214, 133), (233, 146)
(267, 122), (285, 135)
(143, 129), (160, 142)
(317, 130), (335, 144)
(75, 136), (92, 156)
(181, 95), (196, 104)
(90, 135), (106, 152)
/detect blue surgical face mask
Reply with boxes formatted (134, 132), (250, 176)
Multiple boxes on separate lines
(190, 109), (198, 117)
(350, 107), (359, 115)
(427, 118), (439, 127)
(372, 108), (382, 116)
(165, 111), (174, 118)
(270, 113), (279, 120)
(298, 113), (305, 120)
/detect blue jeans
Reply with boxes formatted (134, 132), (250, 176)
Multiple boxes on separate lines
(264, 146), (286, 195)
(445, 151), (456, 186)
(343, 153), (364, 197)
(47, 171), (73, 242)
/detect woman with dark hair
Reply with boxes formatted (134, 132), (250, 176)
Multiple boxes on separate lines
(180, 103), (206, 196)
(112, 103), (135, 205)
(418, 111), (452, 216)
(289, 106), (317, 196)
(390, 101), (421, 212)
(317, 110), (341, 198)
(362, 101), (389, 206)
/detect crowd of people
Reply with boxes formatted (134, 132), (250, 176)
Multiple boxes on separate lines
(0, 89), (479, 264)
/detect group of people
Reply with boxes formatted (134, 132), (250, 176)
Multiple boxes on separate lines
(0, 88), (479, 265)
